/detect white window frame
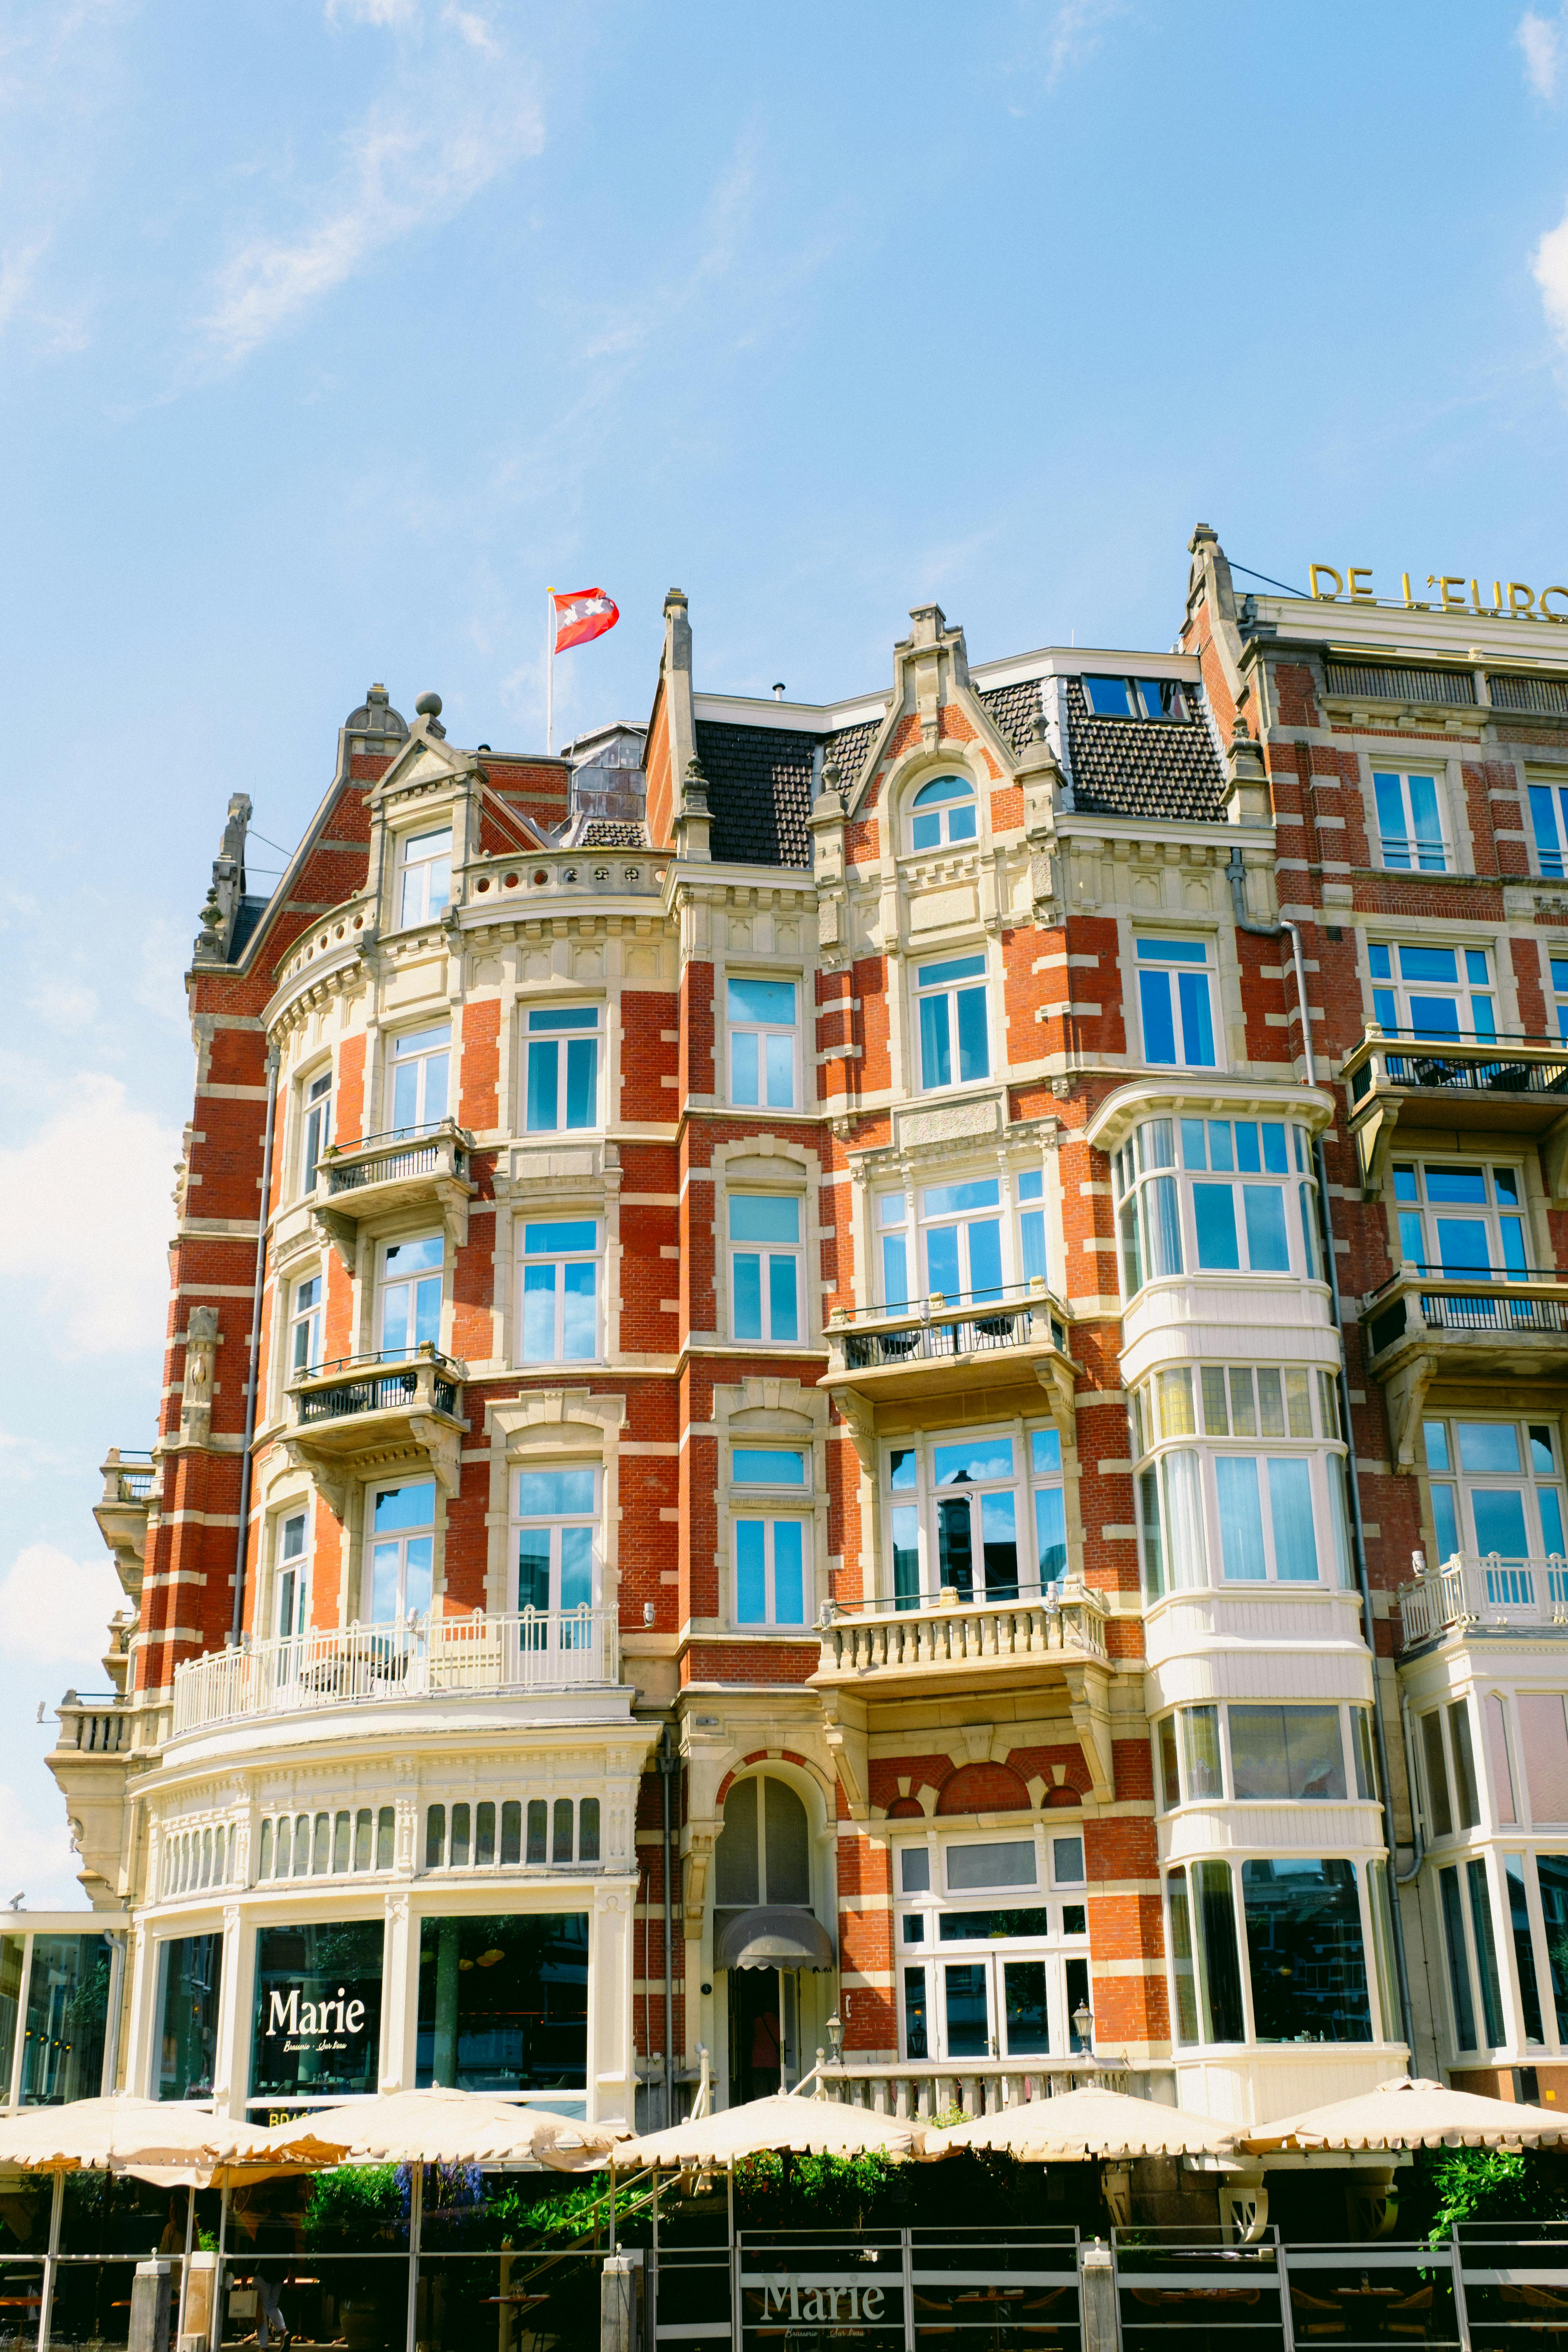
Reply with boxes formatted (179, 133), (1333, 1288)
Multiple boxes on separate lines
(517, 1216), (601, 1365)
(1082, 674), (1192, 721)
(727, 975), (800, 1110)
(397, 823), (453, 928)
(365, 1476), (437, 1621)
(377, 1232), (444, 1360)
(728, 1193), (804, 1344)
(1393, 1158), (1530, 1282)
(274, 1507), (310, 1642)
(734, 1512), (811, 1627)
(288, 1269), (324, 1379)
(1134, 937), (1218, 1071)
(1113, 1116), (1319, 1298)
(523, 1003), (602, 1134)
(1373, 767), (1449, 874)
(1549, 948), (1568, 1043)
(512, 1465), (599, 1616)
(1422, 1413), (1568, 1574)
(892, 1828), (1091, 2067)
(883, 1423), (1066, 1611)
(907, 771), (978, 853)
(1368, 940), (1496, 1041)
(387, 1024), (451, 1140)
(299, 1068), (333, 1196)
(914, 953), (991, 1093)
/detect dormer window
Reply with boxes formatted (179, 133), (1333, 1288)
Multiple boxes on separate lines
(1084, 676), (1191, 721)
(398, 825), (452, 927)
(909, 774), (977, 852)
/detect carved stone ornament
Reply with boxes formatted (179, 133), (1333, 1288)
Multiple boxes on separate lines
(180, 1306), (220, 1446)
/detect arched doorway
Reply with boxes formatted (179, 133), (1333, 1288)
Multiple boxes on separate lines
(712, 1774), (832, 2105)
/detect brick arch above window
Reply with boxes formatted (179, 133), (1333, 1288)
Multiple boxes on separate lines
(935, 1760), (1031, 1816)
(884, 1795), (925, 1819)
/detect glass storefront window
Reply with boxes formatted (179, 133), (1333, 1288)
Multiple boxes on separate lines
(249, 1921), (384, 2105)
(416, 1913), (588, 2093)
(19, 1933), (113, 2106)
(0, 1935), (21, 2097)
(1241, 1859), (1372, 2044)
(156, 1933), (222, 2101)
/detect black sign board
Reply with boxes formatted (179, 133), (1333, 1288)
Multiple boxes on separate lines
(249, 1920), (384, 2101)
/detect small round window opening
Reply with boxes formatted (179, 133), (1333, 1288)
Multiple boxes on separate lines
(909, 773), (977, 852)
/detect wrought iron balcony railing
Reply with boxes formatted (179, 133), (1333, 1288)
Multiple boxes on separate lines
(1365, 1268), (1568, 1360)
(1344, 1026), (1568, 1106)
(290, 1346), (462, 1425)
(826, 1280), (1068, 1380)
(320, 1120), (470, 1195)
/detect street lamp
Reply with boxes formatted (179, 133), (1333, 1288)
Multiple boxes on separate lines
(1073, 1999), (1094, 2058)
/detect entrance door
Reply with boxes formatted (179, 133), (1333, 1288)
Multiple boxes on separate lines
(937, 1953), (1052, 2061)
(729, 1968), (798, 2104)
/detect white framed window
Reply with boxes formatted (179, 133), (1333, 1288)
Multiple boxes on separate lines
(289, 1272), (323, 1377)
(1394, 1160), (1528, 1279)
(1166, 1856), (1380, 2048)
(524, 1004), (601, 1132)
(514, 1468), (597, 1615)
(300, 1069), (332, 1194)
(878, 1172), (1045, 1309)
(728, 977), (798, 1109)
(915, 954), (990, 1091)
(729, 1195), (802, 1342)
(1551, 951), (1568, 1043)
(735, 1517), (808, 1625)
(519, 1218), (599, 1364)
(1114, 1116), (1319, 1297)
(908, 772), (977, 852)
(1018, 1169), (1047, 1286)
(1032, 1427), (1066, 1582)
(1083, 674), (1191, 721)
(378, 1233), (443, 1358)
(389, 1025), (450, 1139)
(895, 1831), (1090, 2066)
(397, 824), (452, 927)
(1136, 937), (1216, 1069)
(274, 1509), (309, 1641)
(1369, 941), (1494, 1040)
(886, 1424), (1067, 1612)
(1530, 777), (1568, 882)
(367, 1478), (435, 1621)
(732, 1445), (808, 1490)
(1423, 1416), (1568, 1571)
(1373, 768), (1447, 873)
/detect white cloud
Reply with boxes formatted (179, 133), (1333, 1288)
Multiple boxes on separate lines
(198, 23), (544, 366)
(1534, 201), (1568, 348)
(442, 5), (501, 56)
(326, 0), (420, 23)
(1519, 8), (1562, 98)
(0, 1073), (180, 1355)
(0, 1543), (120, 1668)
(0, 1782), (79, 1910)
(25, 977), (98, 1032)
(999, 0), (1129, 108)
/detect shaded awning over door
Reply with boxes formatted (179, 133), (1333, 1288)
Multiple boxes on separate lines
(715, 1907), (835, 1970)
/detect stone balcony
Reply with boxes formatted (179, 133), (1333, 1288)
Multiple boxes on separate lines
(284, 1344), (466, 1506)
(46, 1692), (168, 1906)
(810, 2055), (1108, 2119)
(822, 1282), (1074, 1413)
(1341, 1025), (1568, 1193)
(93, 1449), (154, 1603)
(1398, 1551), (1568, 1650)
(168, 1606), (621, 1741)
(1364, 1267), (1568, 1470)
(313, 1119), (475, 1262)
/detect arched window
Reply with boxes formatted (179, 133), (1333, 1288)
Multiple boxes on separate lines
(909, 773), (976, 852)
(714, 1775), (811, 1909)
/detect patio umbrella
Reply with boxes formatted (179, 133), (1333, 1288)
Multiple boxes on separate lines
(925, 2084), (1238, 2161)
(612, 2091), (928, 2167)
(0, 2097), (344, 2185)
(295, 2087), (623, 2172)
(1242, 2074), (1568, 2154)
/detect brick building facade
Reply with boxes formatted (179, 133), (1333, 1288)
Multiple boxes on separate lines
(28, 531), (1568, 2160)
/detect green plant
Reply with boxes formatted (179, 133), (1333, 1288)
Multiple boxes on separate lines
(1415, 2144), (1568, 2242)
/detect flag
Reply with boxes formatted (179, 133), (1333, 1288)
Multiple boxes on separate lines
(551, 587), (619, 653)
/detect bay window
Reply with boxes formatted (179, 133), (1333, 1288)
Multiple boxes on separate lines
(397, 823), (452, 927)
(1373, 769), (1447, 872)
(728, 976), (798, 1109)
(1114, 1116), (1320, 1297)
(1169, 1856), (1377, 2047)
(915, 953), (990, 1090)
(1369, 940), (1494, 1039)
(524, 1004), (601, 1132)
(729, 1194), (802, 1342)
(1157, 1701), (1376, 1809)
(519, 1218), (599, 1364)
(1136, 937), (1216, 1069)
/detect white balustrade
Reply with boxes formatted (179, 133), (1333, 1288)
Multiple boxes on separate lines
(816, 1583), (1107, 1681)
(1398, 1551), (1568, 1644)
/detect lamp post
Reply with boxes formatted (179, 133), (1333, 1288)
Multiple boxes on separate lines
(1073, 1998), (1094, 2080)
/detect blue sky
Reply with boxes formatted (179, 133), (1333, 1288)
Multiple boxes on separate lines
(4, 0), (1568, 1902)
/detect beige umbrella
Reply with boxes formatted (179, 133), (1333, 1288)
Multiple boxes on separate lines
(297, 2087), (623, 2172)
(925, 2083), (1238, 2161)
(0, 2096), (344, 2185)
(613, 2091), (927, 2167)
(1243, 2074), (1568, 2153)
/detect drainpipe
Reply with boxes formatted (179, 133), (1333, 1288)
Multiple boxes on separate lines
(658, 1722), (677, 2128)
(231, 1048), (280, 1645)
(1397, 1687), (1426, 1885)
(1226, 850), (1418, 2055)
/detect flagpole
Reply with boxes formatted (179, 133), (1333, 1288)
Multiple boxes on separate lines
(545, 585), (554, 756)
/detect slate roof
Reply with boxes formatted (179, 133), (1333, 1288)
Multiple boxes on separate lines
(823, 718), (880, 797)
(977, 678), (1045, 752)
(1063, 675), (1225, 823)
(694, 721), (815, 869)
(229, 895), (271, 961)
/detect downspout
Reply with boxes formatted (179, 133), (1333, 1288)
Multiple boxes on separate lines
(1397, 1687), (1426, 1885)
(1226, 849), (1418, 2054)
(658, 1723), (677, 2128)
(231, 1048), (280, 1645)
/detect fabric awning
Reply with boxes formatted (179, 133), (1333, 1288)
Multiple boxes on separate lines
(715, 1907), (835, 1971)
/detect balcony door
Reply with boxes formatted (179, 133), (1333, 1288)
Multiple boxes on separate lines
(379, 1235), (443, 1360)
(514, 1468), (597, 1644)
(368, 1479), (435, 1622)
(903, 1948), (1087, 2065)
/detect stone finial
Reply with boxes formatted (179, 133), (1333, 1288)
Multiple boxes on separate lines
(415, 691), (442, 717)
(1223, 707), (1272, 825)
(674, 755), (711, 860)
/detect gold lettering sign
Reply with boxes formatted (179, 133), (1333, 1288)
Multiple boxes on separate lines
(1306, 565), (1568, 621)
